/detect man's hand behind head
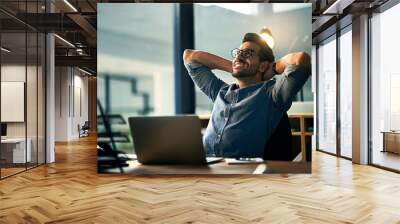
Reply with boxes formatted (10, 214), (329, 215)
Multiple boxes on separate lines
(274, 52), (311, 75)
(183, 49), (233, 73)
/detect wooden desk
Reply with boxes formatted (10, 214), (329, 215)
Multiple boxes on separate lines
(101, 160), (311, 175)
(288, 113), (313, 162)
(382, 131), (400, 154)
(198, 114), (210, 129)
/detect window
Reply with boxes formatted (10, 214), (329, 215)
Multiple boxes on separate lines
(317, 35), (337, 154)
(339, 26), (352, 158)
(370, 3), (400, 171)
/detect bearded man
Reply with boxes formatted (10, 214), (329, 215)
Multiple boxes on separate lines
(183, 33), (311, 158)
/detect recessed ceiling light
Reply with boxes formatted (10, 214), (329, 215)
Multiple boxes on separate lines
(1, 47), (11, 53)
(63, 0), (78, 12)
(54, 34), (75, 48)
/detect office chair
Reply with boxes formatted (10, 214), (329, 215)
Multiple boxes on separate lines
(263, 113), (297, 161)
(97, 99), (132, 173)
(78, 121), (90, 138)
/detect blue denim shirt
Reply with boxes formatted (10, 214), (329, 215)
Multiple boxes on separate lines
(185, 61), (310, 158)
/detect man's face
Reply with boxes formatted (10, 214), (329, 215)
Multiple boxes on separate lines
(232, 42), (262, 78)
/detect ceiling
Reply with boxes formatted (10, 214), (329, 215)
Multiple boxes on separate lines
(0, 0), (393, 74)
(0, 0), (98, 73)
(311, 0), (389, 43)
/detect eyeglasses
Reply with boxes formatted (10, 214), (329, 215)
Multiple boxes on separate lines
(231, 48), (256, 59)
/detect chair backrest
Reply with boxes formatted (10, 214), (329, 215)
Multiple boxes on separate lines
(82, 121), (90, 129)
(263, 113), (294, 161)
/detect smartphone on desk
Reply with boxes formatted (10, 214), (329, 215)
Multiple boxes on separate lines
(225, 158), (264, 164)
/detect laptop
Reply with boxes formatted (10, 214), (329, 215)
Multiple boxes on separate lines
(1, 123), (7, 140)
(128, 115), (223, 165)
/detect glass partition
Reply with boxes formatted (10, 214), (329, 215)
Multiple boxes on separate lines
(1, 31), (28, 177)
(0, 1), (46, 179)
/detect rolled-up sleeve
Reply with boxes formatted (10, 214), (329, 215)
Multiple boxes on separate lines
(184, 61), (227, 102)
(270, 64), (311, 111)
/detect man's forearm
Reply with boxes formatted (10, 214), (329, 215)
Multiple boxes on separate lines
(183, 49), (233, 73)
(274, 52), (311, 74)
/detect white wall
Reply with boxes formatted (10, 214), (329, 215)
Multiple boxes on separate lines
(56, 67), (71, 141)
(72, 73), (89, 138)
(55, 67), (89, 141)
(1, 65), (33, 138)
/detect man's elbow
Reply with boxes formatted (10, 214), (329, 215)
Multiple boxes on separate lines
(297, 52), (311, 69)
(183, 49), (194, 62)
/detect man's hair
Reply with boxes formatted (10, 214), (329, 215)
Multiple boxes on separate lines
(242, 33), (275, 62)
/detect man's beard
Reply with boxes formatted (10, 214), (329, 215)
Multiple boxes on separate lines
(232, 62), (259, 78)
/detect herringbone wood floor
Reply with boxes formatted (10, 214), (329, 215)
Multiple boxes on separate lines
(1, 135), (400, 223)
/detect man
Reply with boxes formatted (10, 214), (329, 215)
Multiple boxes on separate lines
(183, 33), (311, 158)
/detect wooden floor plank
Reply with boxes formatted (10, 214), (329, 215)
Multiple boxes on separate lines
(0, 135), (399, 223)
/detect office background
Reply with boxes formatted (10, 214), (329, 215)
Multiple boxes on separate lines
(1, 1), (400, 222)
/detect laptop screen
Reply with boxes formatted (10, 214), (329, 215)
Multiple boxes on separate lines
(1, 123), (7, 137)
